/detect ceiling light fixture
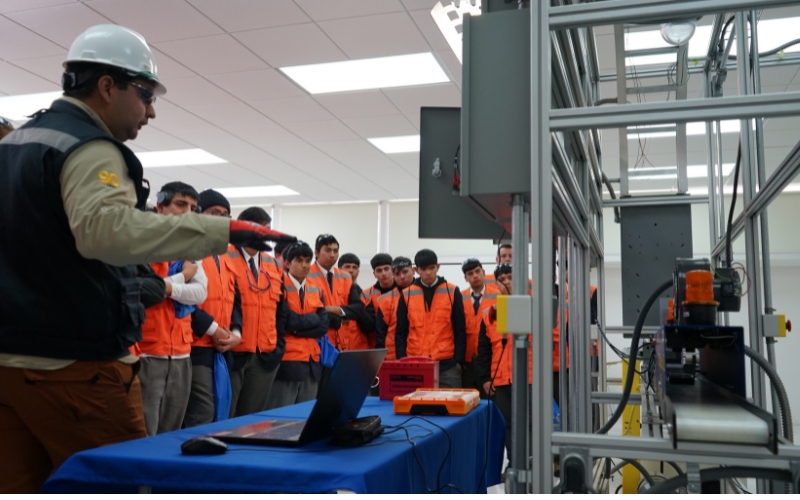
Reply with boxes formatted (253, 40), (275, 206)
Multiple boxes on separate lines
(368, 135), (421, 154)
(280, 53), (449, 94)
(0, 91), (62, 121)
(430, 0), (482, 63)
(215, 185), (299, 198)
(629, 163), (734, 180)
(136, 148), (227, 168)
(661, 20), (697, 46)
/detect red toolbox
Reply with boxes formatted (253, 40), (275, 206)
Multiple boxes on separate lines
(377, 357), (439, 400)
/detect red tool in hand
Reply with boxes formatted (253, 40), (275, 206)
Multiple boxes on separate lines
(229, 220), (297, 251)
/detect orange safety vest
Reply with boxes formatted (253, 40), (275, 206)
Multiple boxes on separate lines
(282, 273), (325, 362)
(135, 262), (193, 357)
(227, 246), (283, 355)
(482, 306), (532, 387)
(461, 287), (498, 362)
(552, 285), (597, 372)
(403, 283), (458, 361)
(192, 253), (236, 349)
(307, 263), (354, 350)
(377, 289), (405, 361)
(360, 286), (384, 348)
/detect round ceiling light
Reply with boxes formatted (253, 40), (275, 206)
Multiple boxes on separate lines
(660, 20), (697, 46)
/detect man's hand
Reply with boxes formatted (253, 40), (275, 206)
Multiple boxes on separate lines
(325, 305), (344, 317)
(182, 261), (198, 281)
(210, 325), (231, 343)
(483, 381), (496, 396)
(214, 328), (241, 352)
(229, 220), (297, 251)
(165, 281), (173, 297)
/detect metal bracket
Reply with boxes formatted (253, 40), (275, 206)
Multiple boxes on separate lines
(687, 463), (701, 494)
(432, 158), (442, 178)
(506, 467), (530, 485)
(559, 446), (592, 493)
(791, 461), (800, 493)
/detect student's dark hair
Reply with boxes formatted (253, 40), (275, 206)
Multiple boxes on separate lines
(414, 249), (438, 268)
(338, 253), (360, 268)
(158, 181), (198, 206)
(370, 253), (393, 270)
(392, 256), (412, 270)
(285, 241), (313, 263)
(461, 257), (482, 275)
(62, 62), (131, 99)
(315, 233), (339, 252)
(495, 263), (512, 278)
(238, 206), (271, 225)
(497, 243), (512, 257)
(274, 241), (291, 259)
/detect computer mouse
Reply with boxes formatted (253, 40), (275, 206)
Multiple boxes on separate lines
(181, 436), (228, 455)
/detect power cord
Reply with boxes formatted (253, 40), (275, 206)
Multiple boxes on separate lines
(385, 416), (465, 494)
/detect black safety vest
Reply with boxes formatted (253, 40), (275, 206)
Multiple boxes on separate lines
(0, 99), (149, 360)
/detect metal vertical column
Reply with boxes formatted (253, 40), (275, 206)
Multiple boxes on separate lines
(676, 43), (690, 194)
(567, 238), (578, 432)
(704, 70), (720, 251)
(749, 10), (781, 439)
(558, 236), (568, 431)
(508, 194), (530, 494)
(530, 0), (554, 492)
(613, 24), (630, 197)
(735, 10), (767, 412)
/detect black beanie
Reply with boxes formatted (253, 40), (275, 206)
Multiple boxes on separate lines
(198, 189), (231, 214)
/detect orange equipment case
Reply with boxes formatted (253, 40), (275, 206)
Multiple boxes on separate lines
(377, 356), (439, 401)
(393, 389), (480, 416)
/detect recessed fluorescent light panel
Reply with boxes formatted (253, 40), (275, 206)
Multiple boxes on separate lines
(627, 120), (741, 139)
(629, 163), (734, 180)
(368, 135), (421, 154)
(625, 17), (800, 66)
(430, 0), (482, 63)
(215, 186), (299, 198)
(0, 91), (62, 121)
(280, 53), (449, 94)
(136, 149), (227, 168)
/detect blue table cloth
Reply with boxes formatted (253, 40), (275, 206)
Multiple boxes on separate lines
(43, 397), (505, 494)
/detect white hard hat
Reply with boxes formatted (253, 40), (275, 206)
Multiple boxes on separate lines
(64, 24), (166, 95)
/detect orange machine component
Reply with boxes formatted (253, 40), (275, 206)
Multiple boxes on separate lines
(683, 270), (718, 305)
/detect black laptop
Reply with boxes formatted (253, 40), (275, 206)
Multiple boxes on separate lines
(210, 349), (387, 447)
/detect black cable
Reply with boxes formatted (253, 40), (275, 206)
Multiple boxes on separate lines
(665, 461), (684, 477)
(744, 345), (794, 443)
(728, 37), (800, 60)
(646, 466), (793, 494)
(726, 145), (742, 268)
(596, 279), (672, 435)
(608, 459), (654, 486)
(477, 336), (507, 492)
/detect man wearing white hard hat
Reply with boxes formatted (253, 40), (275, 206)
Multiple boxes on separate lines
(0, 25), (296, 493)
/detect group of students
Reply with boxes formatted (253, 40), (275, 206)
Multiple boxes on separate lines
(135, 180), (572, 449)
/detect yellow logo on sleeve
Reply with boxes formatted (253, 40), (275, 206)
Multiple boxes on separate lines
(98, 170), (120, 188)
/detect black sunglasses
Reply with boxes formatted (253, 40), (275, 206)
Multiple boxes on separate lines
(392, 259), (412, 270)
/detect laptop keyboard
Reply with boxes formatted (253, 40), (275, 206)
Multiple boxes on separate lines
(254, 420), (306, 441)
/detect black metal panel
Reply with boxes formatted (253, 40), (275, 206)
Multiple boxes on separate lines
(418, 107), (503, 239)
(620, 204), (693, 327)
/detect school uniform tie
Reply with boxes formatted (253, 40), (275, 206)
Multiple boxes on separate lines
(249, 257), (258, 284)
(213, 254), (220, 272)
(326, 271), (333, 293)
(472, 293), (482, 315)
(299, 286), (305, 308)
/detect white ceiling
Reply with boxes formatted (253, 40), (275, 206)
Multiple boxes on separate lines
(1, 2), (799, 205)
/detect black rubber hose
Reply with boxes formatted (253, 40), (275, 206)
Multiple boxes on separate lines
(608, 460), (655, 486)
(601, 172), (621, 224)
(597, 279), (673, 435)
(645, 466), (793, 494)
(744, 345), (794, 443)
(665, 461), (684, 477)
(728, 37), (800, 60)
